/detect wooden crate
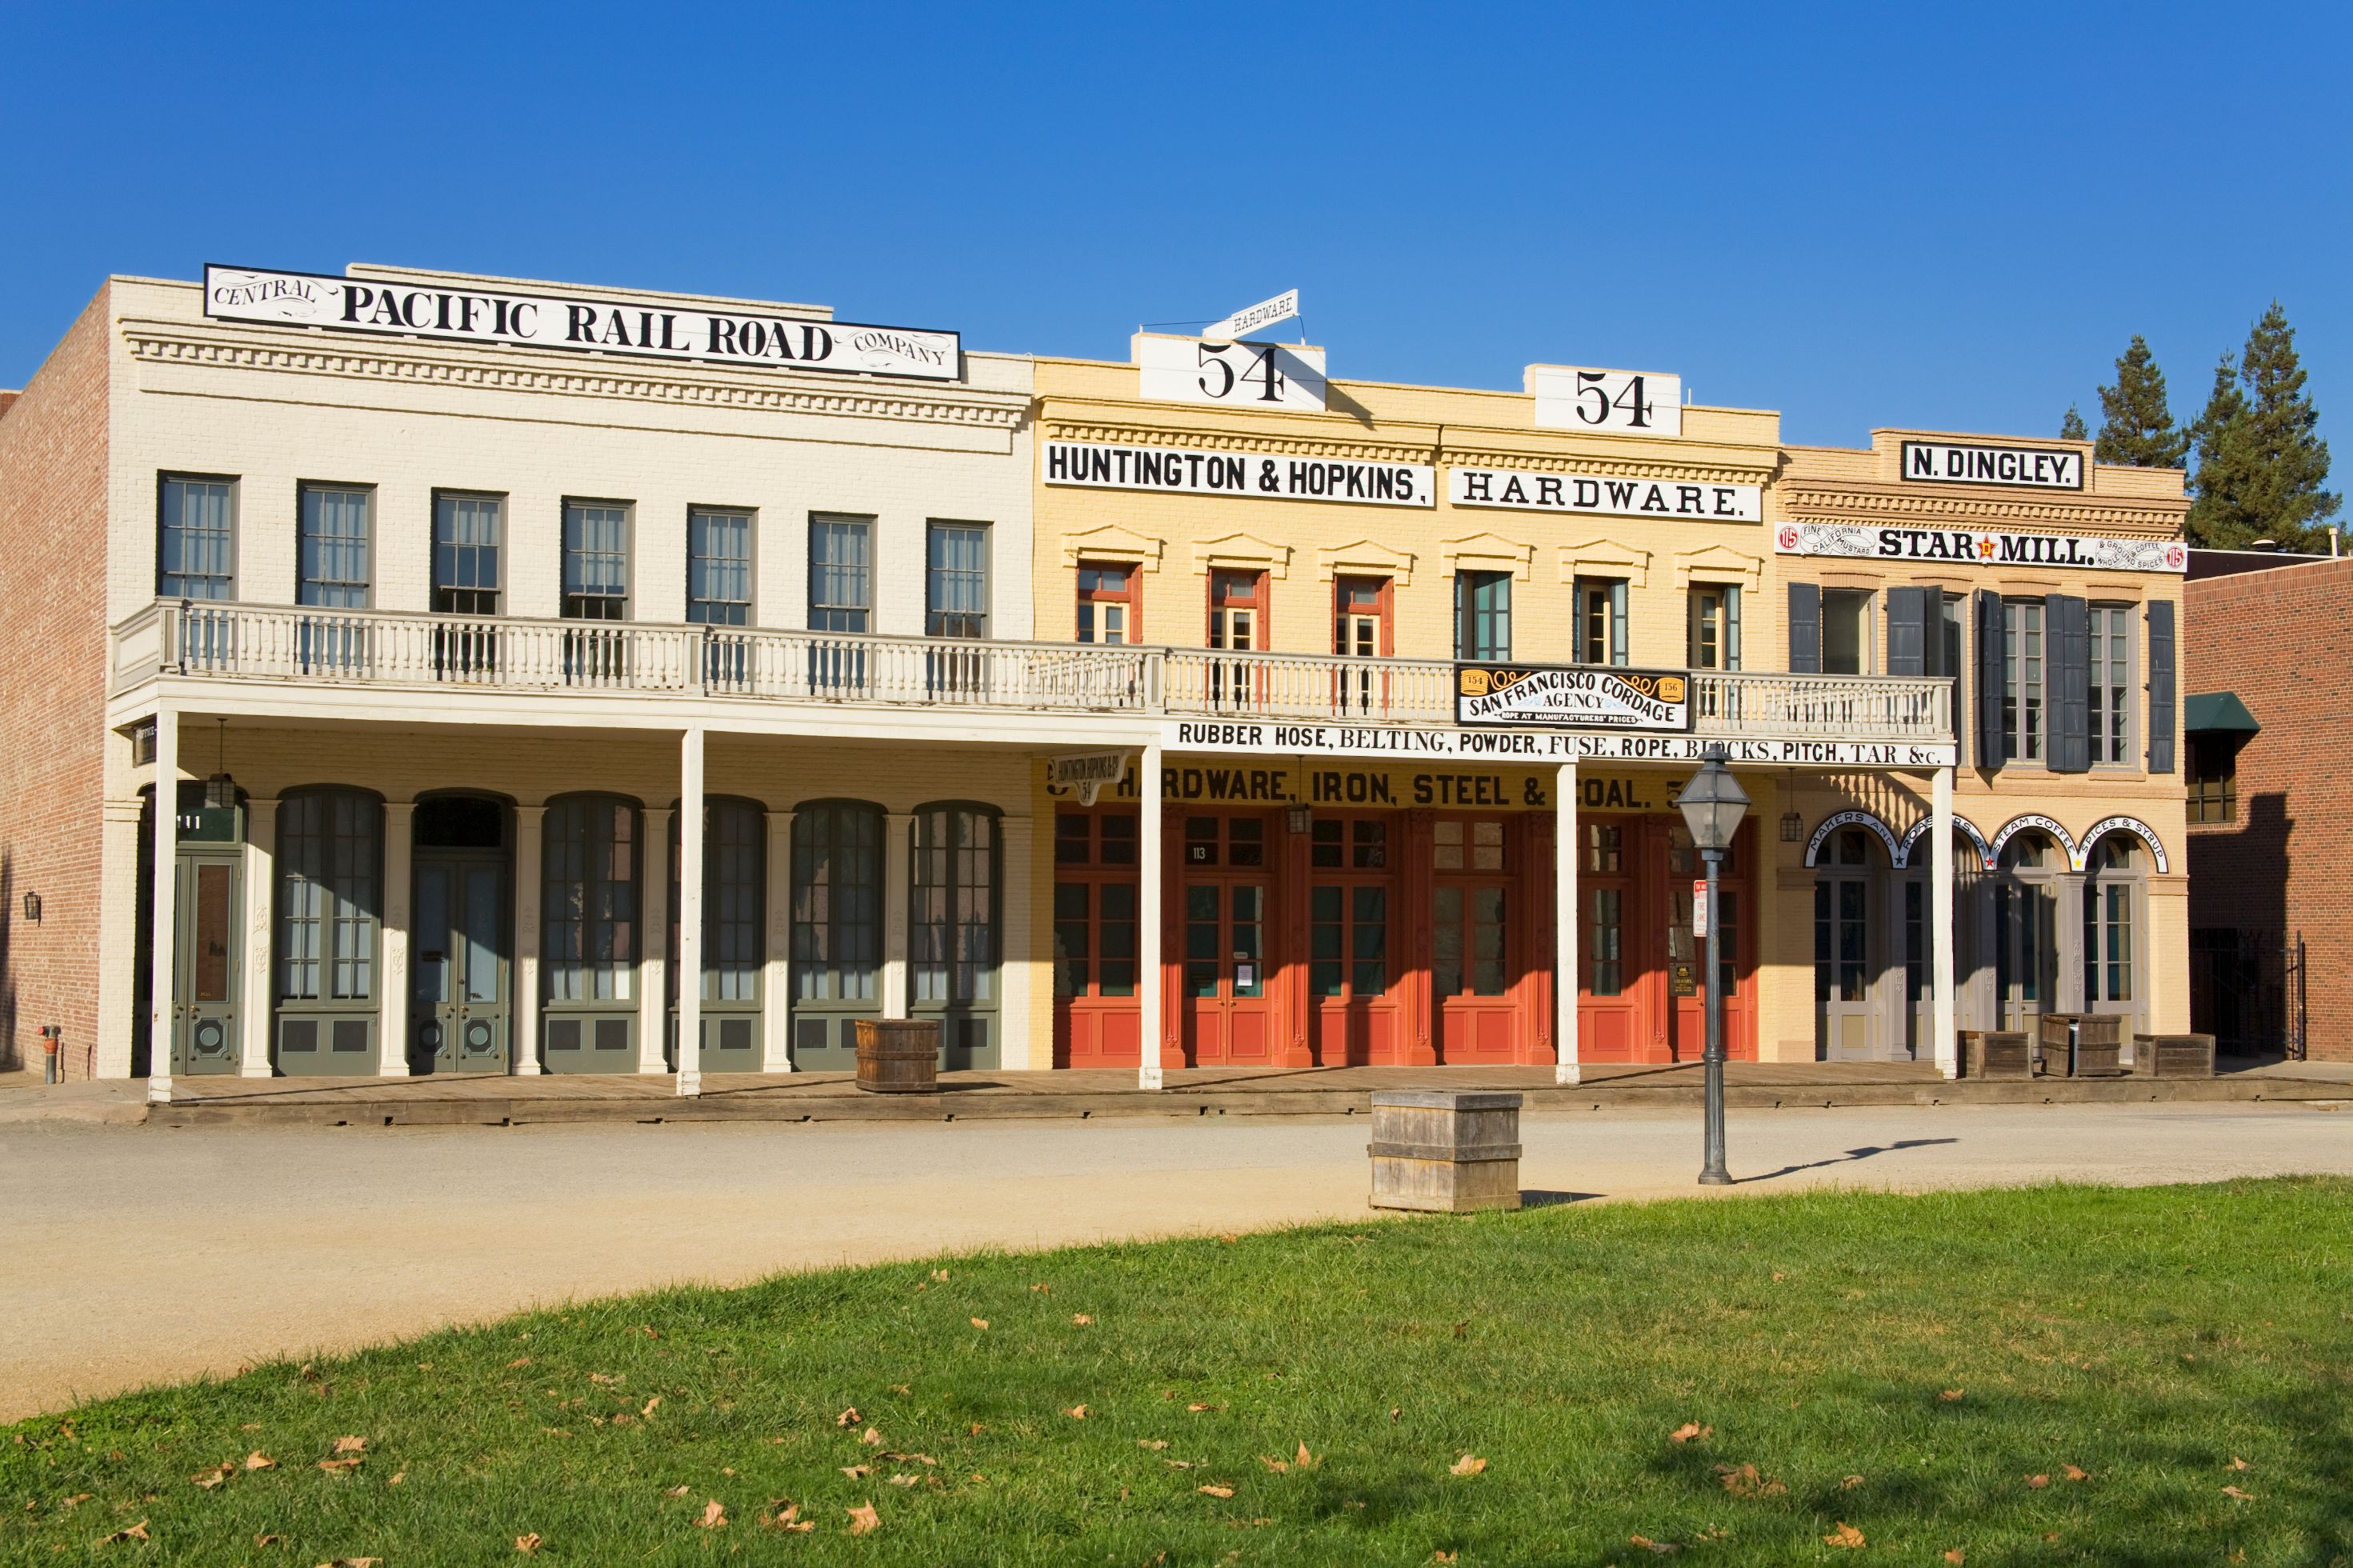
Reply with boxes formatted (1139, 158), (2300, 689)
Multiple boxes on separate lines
(1963, 1030), (2034, 1081)
(2132, 1034), (2217, 1078)
(1367, 1090), (1523, 1213)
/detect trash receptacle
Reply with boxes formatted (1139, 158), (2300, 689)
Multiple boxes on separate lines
(1367, 1090), (1523, 1213)
(854, 1018), (941, 1093)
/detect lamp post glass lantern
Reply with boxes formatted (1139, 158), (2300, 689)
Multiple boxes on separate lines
(1676, 748), (1749, 1186)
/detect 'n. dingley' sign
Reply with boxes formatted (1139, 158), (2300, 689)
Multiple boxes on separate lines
(1775, 522), (2187, 575)
(1455, 664), (1692, 732)
(1451, 466), (1762, 523)
(1042, 440), (1435, 507)
(1900, 439), (2083, 490)
(202, 265), (962, 382)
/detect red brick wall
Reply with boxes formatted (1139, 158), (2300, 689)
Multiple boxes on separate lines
(2183, 556), (2353, 1060)
(0, 287), (110, 1078)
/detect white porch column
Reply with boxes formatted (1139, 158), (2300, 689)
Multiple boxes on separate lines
(639, 806), (672, 1073)
(238, 798), (278, 1078)
(378, 802), (414, 1077)
(676, 728), (705, 1097)
(882, 811), (913, 1019)
(146, 704), (178, 1104)
(513, 805), (544, 1074)
(997, 813), (1034, 1070)
(762, 808), (795, 1070)
(1554, 761), (1580, 1086)
(98, 799), (146, 1078)
(1137, 744), (1164, 1091)
(1931, 765), (1958, 1080)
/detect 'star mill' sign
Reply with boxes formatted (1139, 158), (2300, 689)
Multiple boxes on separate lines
(202, 265), (962, 382)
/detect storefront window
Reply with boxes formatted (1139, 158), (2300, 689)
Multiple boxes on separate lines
(912, 806), (997, 1005)
(1054, 810), (1138, 1000)
(1588, 887), (1623, 995)
(1311, 884), (1388, 998)
(542, 795), (637, 1002)
(278, 790), (378, 1002)
(791, 802), (880, 1002)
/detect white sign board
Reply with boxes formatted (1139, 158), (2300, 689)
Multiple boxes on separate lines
(1901, 440), (2083, 490)
(1048, 750), (1131, 806)
(1691, 880), (1708, 939)
(1775, 522), (2188, 575)
(1527, 364), (1683, 437)
(1203, 289), (1299, 341)
(1162, 720), (1956, 769)
(1455, 665), (1692, 732)
(1042, 440), (1435, 508)
(1135, 334), (1327, 411)
(1452, 466), (1761, 523)
(202, 264), (962, 381)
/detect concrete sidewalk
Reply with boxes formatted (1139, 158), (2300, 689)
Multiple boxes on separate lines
(1, 1098), (2347, 1422)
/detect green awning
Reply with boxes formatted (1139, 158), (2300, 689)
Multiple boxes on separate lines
(2185, 691), (2260, 734)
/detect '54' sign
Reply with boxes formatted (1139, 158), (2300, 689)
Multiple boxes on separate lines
(1528, 364), (1685, 437)
(1136, 334), (1330, 412)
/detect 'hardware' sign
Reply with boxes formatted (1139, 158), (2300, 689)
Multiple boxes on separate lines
(1451, 466), (1762, 522)
(202, 264), (963, 382)
(1455, 665), (1693, 731)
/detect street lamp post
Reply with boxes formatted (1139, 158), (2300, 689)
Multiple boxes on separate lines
(1676, 746), (1750, 1187)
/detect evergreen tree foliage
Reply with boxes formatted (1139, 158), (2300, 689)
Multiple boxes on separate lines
(2060, 405), (2088, 440)
(2093, 336), (2187, 470)
(2188, 305), (2342, 550)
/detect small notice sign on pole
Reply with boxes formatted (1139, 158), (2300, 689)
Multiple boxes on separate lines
(1691, 879), (1709, 939)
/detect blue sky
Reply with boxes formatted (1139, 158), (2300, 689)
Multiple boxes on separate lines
(4, 2), (2346, 463)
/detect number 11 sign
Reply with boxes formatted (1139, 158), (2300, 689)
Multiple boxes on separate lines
(1527, 364), (1683, 437)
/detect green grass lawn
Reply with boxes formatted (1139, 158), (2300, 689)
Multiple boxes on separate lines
(7, 1179), (2351, 1566)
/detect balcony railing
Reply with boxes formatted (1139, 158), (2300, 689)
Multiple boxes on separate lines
(112, 600), (1951, 746)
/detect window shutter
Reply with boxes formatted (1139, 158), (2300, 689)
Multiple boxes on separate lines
(2147, 598), (2177, 774)
(2049, 594), (2091, 773)
(1975, 590), (2005, 770)
(1787, 582), (1820, 674)
(1886, 586), (1927, 677)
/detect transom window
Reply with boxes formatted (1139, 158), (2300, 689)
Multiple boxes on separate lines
(1433, 818), (1505, 872)
(1585, 821), (1623, 873)
(687, 509), (754, 627)
(561, 502), (630, 621)
(1183, 814), (1265, 867)
(1310, 818), (1388, 869)
(433, 493), (503, 614)
(1055, 810), (1137, 866)
(277, 790), (378, 1002)
(1573, 577), (1628, 666)
(158, 476), (234, 600)
(1076, 563), (1135, 644)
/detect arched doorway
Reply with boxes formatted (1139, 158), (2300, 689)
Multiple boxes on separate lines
(410, 792), (511, 1074)
(1814, 826), (1890, 1061)
(1993, 831), (2064, 1032)
(2080, 835), (2147, 1038)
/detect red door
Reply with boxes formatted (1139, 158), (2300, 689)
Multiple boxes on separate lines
(1052, 809), (1141, 1067)
(1575, 817), (1643, 1062)
(1182, 876), (1273, 1063)
(1431, 816), (1515, 1062)
(1663, 821), (1754, 1061)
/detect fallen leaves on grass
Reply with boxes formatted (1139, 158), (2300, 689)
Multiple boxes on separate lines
(2222, 1485), (2256, 1502)
(193, 1461), (237, 1489)
(60, 1495), (93, 1510)
(387, 1473), (403, 1486)
(514, 1532), (542, 1555)
(1030, 1282), (1050, 1294)
(96, 1519), (150, 1546)
(507, 1357), (531, 1369)
(2026, 1474), (2050, 1489)
(316, 1458), (363, 1474)
(763, 1502), (814, 1534)
(333, 1436), (367, 1454)
(1073, 1314), (1094, 1326)
(1668, 1422), (1712, 1444)
(1197, 1485), (1235, 1498)
(890, 1382), (910, 1394)
(1449, 1454), (1487, 1476)
(2228, 1456), (2251, 1470)
(1295, 1442), (1319, 1470)
(1258, 1454), (1289, 1474)
(1063, 1406), (1088, 1420)
(255, 1534), (282, 1547)
(1840, 1474), (1865, 1490)
(860, 1427), (883, 1446)
(846, 1502), (880, 1535)
(1823, 1522), (1867, 1548)
(1944, 1551), (1966, 1564)
(1628, 1536), (1680, 1556)
(664, 1485), (690, 1498)
(1938, 1389), (1965, 1402)
(1715, 1463), (1787, 1498)
(840, 1466), (871, 1480)
(1138, 1439), (1168, 1451)
(886, 1474), (921, 1488)
(836, 1407), (861, 1427)
(969, 1318), (990, 1331)
(245, 1452), (275, 1471)
(931, 1269), (950, 1282)
(1186, 1402), (1224, 1414)
(1432, 1553), (1457, 1564)
(640, 1397), (661, 1420)
(694, 1499), (727, 1529)
(2062, 1464), (2089, 1482)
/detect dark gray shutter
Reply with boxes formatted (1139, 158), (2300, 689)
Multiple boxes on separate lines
(1975, 590), (2005, 770)
(1787, 582), (1820, 674)
(2050, 594), (2090, 773)
(1886, 586), (1927, 677)
(2147, 598), (2177, 774)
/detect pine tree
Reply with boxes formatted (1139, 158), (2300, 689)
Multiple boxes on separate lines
(2188, 306), (2343, 550)
(2093, 336), (2187, 469)
(2060, 405), (2088, 440)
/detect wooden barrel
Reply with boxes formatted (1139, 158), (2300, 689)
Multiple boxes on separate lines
(854, 1018), (942, 1093)
(1367, 1090), (1523, 1213)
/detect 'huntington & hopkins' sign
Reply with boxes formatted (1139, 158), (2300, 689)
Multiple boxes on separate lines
(1455, 665), (1692, 731)
(1775, 522), (2187, 575)
(1042, 440), (1435, 507)
(202, 265), (962, 382)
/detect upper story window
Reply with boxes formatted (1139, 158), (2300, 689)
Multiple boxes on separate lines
(1208, 570), (1263, 650)
(2187, 734), (2238, 823)
(298, 485), (373, 609)
(1335, 575), (1390, 658)
(808, 515), (872, 634)
(2088, 603), (2136, 766)
(926, 522), (989, 638)
(561, 501), (630, 621)
(1573, 577), (1628, 666)
(433, 493), (503, 615)
(2003, 598), (2046, 762)
(1455, 570), (1511, 661)
(1075, 562), (1135, 644)
(687, 508), (753, 627)
(158, 476), (235, 600)
(1822, 588), (1874, 674)
(1687, 584), (1741, 670)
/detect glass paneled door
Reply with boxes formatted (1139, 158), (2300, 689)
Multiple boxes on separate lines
(1995, 836), (2062, 1034)
(1815, 830), (1875, 1062)
(412, 853), (509, 1074)
(1179, 812), (1273, 1066)
(1433, 818), (1515, 1062)
(173, 846), (242, 1074)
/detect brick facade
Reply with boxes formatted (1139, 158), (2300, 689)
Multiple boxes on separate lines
(0, 286), (111, 1078)
(2183, 555), (2353, 1060)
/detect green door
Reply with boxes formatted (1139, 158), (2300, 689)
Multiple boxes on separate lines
(174, 850), (242, 1074)
(413, 854), (510, 1074)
